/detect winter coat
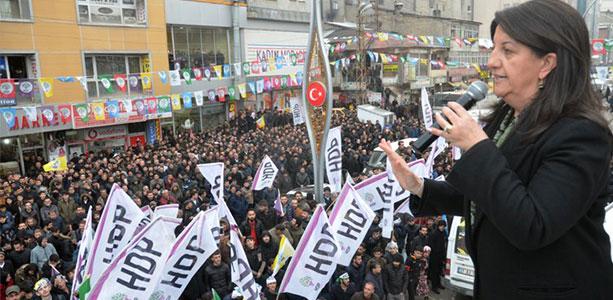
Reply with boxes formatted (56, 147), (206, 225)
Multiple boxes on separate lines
(383, 264), (408, 295)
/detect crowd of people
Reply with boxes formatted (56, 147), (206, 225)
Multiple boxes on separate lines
(0, 100), (460, 300)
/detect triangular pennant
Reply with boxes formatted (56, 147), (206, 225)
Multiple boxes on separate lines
(114, 74), (127, 92)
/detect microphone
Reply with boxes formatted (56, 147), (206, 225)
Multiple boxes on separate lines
(412, 80), (489, 153)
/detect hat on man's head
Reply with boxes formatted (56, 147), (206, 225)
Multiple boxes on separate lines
(266, 277), (276, 285)
(34, 278), (51, 291)
(337, 272), (350, 282)
(5, 285), (20, 296)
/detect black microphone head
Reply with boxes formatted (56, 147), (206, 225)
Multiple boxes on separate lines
(466, 80), (488, 101)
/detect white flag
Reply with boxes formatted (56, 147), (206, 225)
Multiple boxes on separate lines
(197, 162), (225, 204)
(380, 158), (397, 238)
(230, 228), (261, 300)
(393, 159), (428, 217)
(425, 138), (444, 179)
(279, 205), (340, 300)
(216, 200), (239, 235)
(88, 216), (177, 300)
(70, 208), (93, 300)
(420, 87), (433, 129)
(194, 90), (204, 106)
(252, 155), (278, 191)
(169, 70), (182, 86)
(154, 203), (179, 218)
(121, 99), (133, 114)
(234, 63), (242, 77)
(290, 97), (305, 125)
(394, 198), (413, 217)
(23, 107), (37, 122)
(76, 76), (88, 92)
(433, 137), (448, 160)
(355, 159), (426, 211)
(354, 172), (392, 211)
(141, 205), (153, 219)
(152, 210), (219, 299)
(328, 183), (375, 266)
(452, 146), (462, 160)
(85, 184), (146, 286)
(325, 126), (342, 193)
(345, 171), (355, 186)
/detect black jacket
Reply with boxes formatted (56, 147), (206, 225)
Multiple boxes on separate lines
(382, 264), (408, 295)
(363, 272), (384, 299)
(204, 263), (231, 297)
(427, 229), (447, 260)
(346, 262), (366, 288)
(240, 219), (264, 242)
(411, 117), (613, 299)
(329, 282), (358, 300)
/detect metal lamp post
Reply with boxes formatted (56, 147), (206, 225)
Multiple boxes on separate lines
(303, 0), (333, 202)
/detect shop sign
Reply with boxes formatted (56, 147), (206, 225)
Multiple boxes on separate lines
(340, 82), (366, 91)
(0, 105), (73, 138)
(410, 77), (432, 90)
(383, 64), (399, 72)
(84, 125), (127, 142)
(448, 68), (478, 77)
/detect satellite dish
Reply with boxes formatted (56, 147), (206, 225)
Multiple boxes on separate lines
(181, 119), (193, 129)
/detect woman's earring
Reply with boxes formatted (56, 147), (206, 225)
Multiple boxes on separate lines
(538, 78), (544, 89)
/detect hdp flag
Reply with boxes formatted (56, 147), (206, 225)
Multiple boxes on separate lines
(271, 234), (295, 277)
(43, 156), (67, 172)
(256, 116), (265, 129)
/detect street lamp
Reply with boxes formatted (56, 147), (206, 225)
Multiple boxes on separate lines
(392, 1), (404, 31)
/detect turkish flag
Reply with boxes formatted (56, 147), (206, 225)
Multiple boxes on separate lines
(307, 81), (326, 107)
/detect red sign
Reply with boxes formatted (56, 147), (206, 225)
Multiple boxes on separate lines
(307, 81), (326, 107)
(592, 39), (606, 55)
(130, 135), (146, 147)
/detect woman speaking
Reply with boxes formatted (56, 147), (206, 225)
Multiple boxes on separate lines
(382, 0), (613, 298)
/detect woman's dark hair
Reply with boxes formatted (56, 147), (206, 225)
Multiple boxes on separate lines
(485, 0), (608, 142)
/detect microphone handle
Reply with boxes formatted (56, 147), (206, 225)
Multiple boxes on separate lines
(412, 98), (477, 153)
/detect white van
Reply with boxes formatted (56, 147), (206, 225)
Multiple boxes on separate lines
(443, 216), (475, 296)
(356, 104), (395, 127)
(365, 138), (417, 171)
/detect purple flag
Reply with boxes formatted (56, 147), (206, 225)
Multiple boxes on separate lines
(274, 189), (284, 217)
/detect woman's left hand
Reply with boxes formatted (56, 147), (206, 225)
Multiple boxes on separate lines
(430, 102), (488, 151)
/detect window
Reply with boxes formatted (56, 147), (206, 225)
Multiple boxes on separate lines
(0, 0), (32, 21)
(463, 25), (478, 39)
(0, 54), (40, 105)
(77, 0), (147, 26)
(167, 25), (231, 70)
(451, 24), (460, 38)
(84, 54), (151, 100)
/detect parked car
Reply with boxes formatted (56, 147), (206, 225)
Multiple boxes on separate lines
(364, 138), (417, 172)
(286, 184), (333, 199)
(443, 216), (475, 297)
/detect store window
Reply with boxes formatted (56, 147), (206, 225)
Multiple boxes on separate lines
(168, 25), (231, 70)
(0, 54), (40, 105)
(0, 0), (32, 21)
(450, 24), (460, 38)
(463, 25), (478, 39)
(77, 0), (147, 26)
(84, 53), (152, 100)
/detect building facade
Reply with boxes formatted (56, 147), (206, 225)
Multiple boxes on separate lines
(0, 0), (170, 175)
